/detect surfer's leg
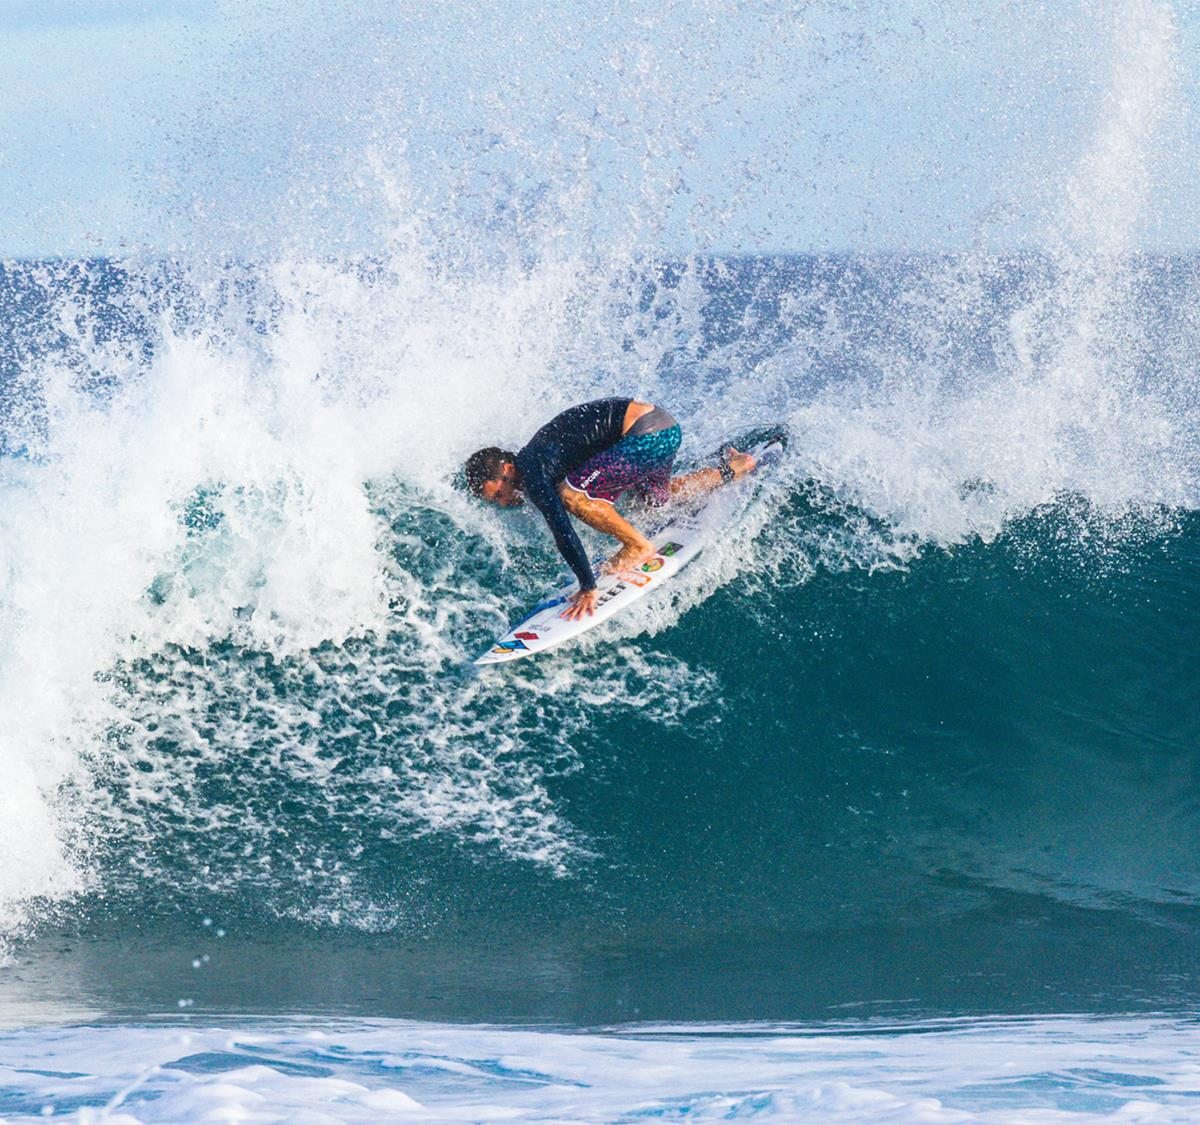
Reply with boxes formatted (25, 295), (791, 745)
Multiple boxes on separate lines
(558, 483), (657, 572)
(669, 448), (757, 499)
(667, 466), (724, 499)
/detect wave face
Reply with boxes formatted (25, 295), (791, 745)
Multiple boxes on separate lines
(0, 246), (1195, 1022)
(0, 0), (1197, 1026)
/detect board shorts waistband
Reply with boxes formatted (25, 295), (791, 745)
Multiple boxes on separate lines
(625, 404), (677, 437)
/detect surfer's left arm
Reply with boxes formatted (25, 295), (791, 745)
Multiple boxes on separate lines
(520, 466), (601, 615)
(669, 448), (756, 500)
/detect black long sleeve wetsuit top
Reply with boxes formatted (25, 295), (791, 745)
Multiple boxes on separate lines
(514, 397), (632, 592)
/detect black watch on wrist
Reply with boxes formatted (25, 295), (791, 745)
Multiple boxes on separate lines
(718, 459), (735, 484)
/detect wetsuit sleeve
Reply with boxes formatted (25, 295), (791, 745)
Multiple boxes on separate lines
(521, 466), (597, 592)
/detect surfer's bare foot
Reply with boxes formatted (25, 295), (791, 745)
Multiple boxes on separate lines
(601, 539), (657, 575)
(725, 447), (757, 479)
(562, 588), (598, 620)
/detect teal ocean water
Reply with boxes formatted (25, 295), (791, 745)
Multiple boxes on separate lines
(3, 484), (1197, 1026)
(0, 251), (1196, 1117)
(2, 2), (1199, 1115)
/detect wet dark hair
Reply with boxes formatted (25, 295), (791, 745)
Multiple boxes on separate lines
(464, 447), (516, 496)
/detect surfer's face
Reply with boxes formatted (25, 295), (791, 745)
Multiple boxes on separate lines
(481, 463), (523, 508)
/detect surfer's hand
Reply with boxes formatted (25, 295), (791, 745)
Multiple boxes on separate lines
(726, 448), (757, 478)
(599, 538), (656, 575)
(562, 588), (598, 621)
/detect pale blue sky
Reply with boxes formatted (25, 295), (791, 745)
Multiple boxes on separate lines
(1, 0), (1198, 257)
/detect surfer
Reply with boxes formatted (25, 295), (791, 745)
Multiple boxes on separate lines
(465, 398), (755, 620)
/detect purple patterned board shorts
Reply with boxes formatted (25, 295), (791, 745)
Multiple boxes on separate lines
(564, 418), (682, 505)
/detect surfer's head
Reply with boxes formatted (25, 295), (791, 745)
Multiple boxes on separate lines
(465, 447), (523, 507)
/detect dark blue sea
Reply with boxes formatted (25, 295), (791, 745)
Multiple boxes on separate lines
(0, 244), (1196, 1119)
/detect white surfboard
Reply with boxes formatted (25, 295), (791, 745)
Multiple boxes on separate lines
(474, 426), (787, 666)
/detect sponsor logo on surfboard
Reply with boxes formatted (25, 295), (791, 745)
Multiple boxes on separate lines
(597, 582), (626, 606)
(514, 631), (539, 640)
(492, 638), (528, 654)
(659, 542), (683, 556)
(641, 557), (664, 572)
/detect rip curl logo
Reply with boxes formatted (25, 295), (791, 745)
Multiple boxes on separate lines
(641, 557), (664, 572)
(581, 469), (602, 487)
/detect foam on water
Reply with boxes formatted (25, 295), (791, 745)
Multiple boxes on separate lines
(0, 1015), (1197, 1122)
